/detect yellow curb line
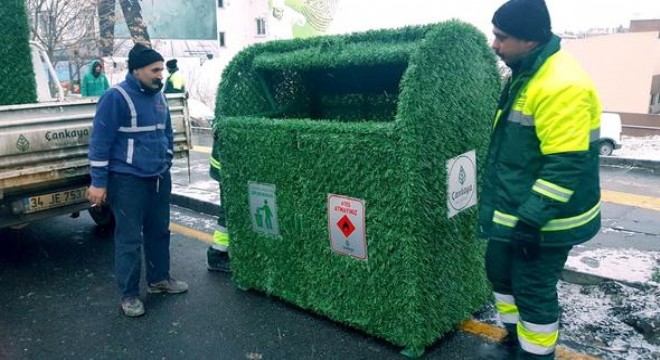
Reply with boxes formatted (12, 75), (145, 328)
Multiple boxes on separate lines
(458, 320), (600, 360)
(458, 319), (506, 342)
(190, 145), (212, 154)
(170, 223), (213, 244)
(601, 189), (660, 212)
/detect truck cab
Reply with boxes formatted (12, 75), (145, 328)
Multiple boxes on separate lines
(599, 112), (623, 156)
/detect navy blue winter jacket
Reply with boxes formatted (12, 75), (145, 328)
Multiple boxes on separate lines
(89, 73), (173, 188)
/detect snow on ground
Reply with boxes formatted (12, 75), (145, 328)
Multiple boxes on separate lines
(612, 135), (660, 161)
(172, 185), (220, 205)
(566, 248), (660, 284)
(476, 280), (660, 359)
(171, 208), (218, 233)
(559, 281), (660, 359)
(171, 156), (221, 205)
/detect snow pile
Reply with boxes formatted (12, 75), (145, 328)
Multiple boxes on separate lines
(559, 281), (660, 359)
(171, 157), (221, 205)
(613, 136), (660, 161)
(474, 280), (660, 359)
(565, 248), (660, 284)
(171, 208), (218, 232)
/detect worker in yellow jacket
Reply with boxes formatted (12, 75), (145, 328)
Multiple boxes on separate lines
(479, 1), (602, 359)
(164, 59), (186, 94)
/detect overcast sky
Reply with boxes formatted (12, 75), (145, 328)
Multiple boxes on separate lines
(328, 0), (660, 36)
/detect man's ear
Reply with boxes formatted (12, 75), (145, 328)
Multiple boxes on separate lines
(524, 40), (541, 51)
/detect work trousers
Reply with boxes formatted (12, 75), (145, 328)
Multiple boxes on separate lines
(486, 239), (572, 359)
(107, 171), (172, 299)
(211, 184), (229, 251)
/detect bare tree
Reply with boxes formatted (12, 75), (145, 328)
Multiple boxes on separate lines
(185, 66), (217, 108)
(27, 0), (152, 61)
(26, 0), (99, 67)
(98, 0), (151, 57)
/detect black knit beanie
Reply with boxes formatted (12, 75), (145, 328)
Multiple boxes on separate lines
(166, 59), (178, 71)
(128, 43), (164, 72)
(492, 0), (552, 42)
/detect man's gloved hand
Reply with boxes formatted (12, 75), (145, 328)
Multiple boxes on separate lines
(512, 219), (541, 260)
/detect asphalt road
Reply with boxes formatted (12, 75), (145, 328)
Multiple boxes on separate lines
(1, 186), (652, 358)
(585, 165), (660, 253)
(0, 206), (492, 360)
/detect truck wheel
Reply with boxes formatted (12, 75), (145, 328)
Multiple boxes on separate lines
(599, 140), (614, 156)
(88, 205), (115, 229)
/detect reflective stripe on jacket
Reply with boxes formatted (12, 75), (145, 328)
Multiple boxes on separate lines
(478, 36), (602, 246)
(89, 74), (174, 188)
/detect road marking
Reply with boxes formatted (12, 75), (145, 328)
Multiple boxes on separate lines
(458, 319), (505, 342)
(191, 145), (212, 154)
(601, 190), (660, 212)
(459, 320), (600, 359)
(170, 223), (213, 244)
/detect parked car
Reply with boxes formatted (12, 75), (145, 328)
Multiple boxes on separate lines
(188, 98), (214, 128)
(599, 112), (623, 156)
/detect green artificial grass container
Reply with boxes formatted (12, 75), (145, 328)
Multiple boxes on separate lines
(0, 0), (37, 105)
(214, 20), (501, 355)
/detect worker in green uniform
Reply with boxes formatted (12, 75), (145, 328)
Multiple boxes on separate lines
(478, 0), (602, 359)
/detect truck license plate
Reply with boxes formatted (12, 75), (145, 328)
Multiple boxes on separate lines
(23, 187), (88, 214)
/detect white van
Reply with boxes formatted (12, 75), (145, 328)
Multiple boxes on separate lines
(599, 112), (622, 156)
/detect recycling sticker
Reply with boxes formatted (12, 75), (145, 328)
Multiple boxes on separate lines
(248, 181), (280, 236)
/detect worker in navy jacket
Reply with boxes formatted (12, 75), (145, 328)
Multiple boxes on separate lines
(87, 43), (188, 318)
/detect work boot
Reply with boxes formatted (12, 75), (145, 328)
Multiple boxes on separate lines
(517, 350), (555, 360)
(502, 325), (519, 349)
(120, 297), (145, 317)
(477, 327), (518, 360)
(147, 278), (189, 294)
(207, 247), (230, 273)
(476, 341), (516, 360)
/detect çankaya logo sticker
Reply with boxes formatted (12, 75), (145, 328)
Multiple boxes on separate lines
(16, 134), (30, 152)
(447, 150), (477, 218)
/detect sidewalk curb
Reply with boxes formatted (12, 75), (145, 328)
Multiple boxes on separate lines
(560, 268), (610, 286)
(561, 268), (657, 289)
(171, 191), (221, 216)
(601, 156), (660, 172)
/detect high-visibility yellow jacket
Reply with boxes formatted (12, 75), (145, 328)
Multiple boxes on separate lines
(165, 71), (186, 94)
(478, 36), (602, 246)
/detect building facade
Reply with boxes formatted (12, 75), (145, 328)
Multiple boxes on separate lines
(563, 25), (660, 115)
